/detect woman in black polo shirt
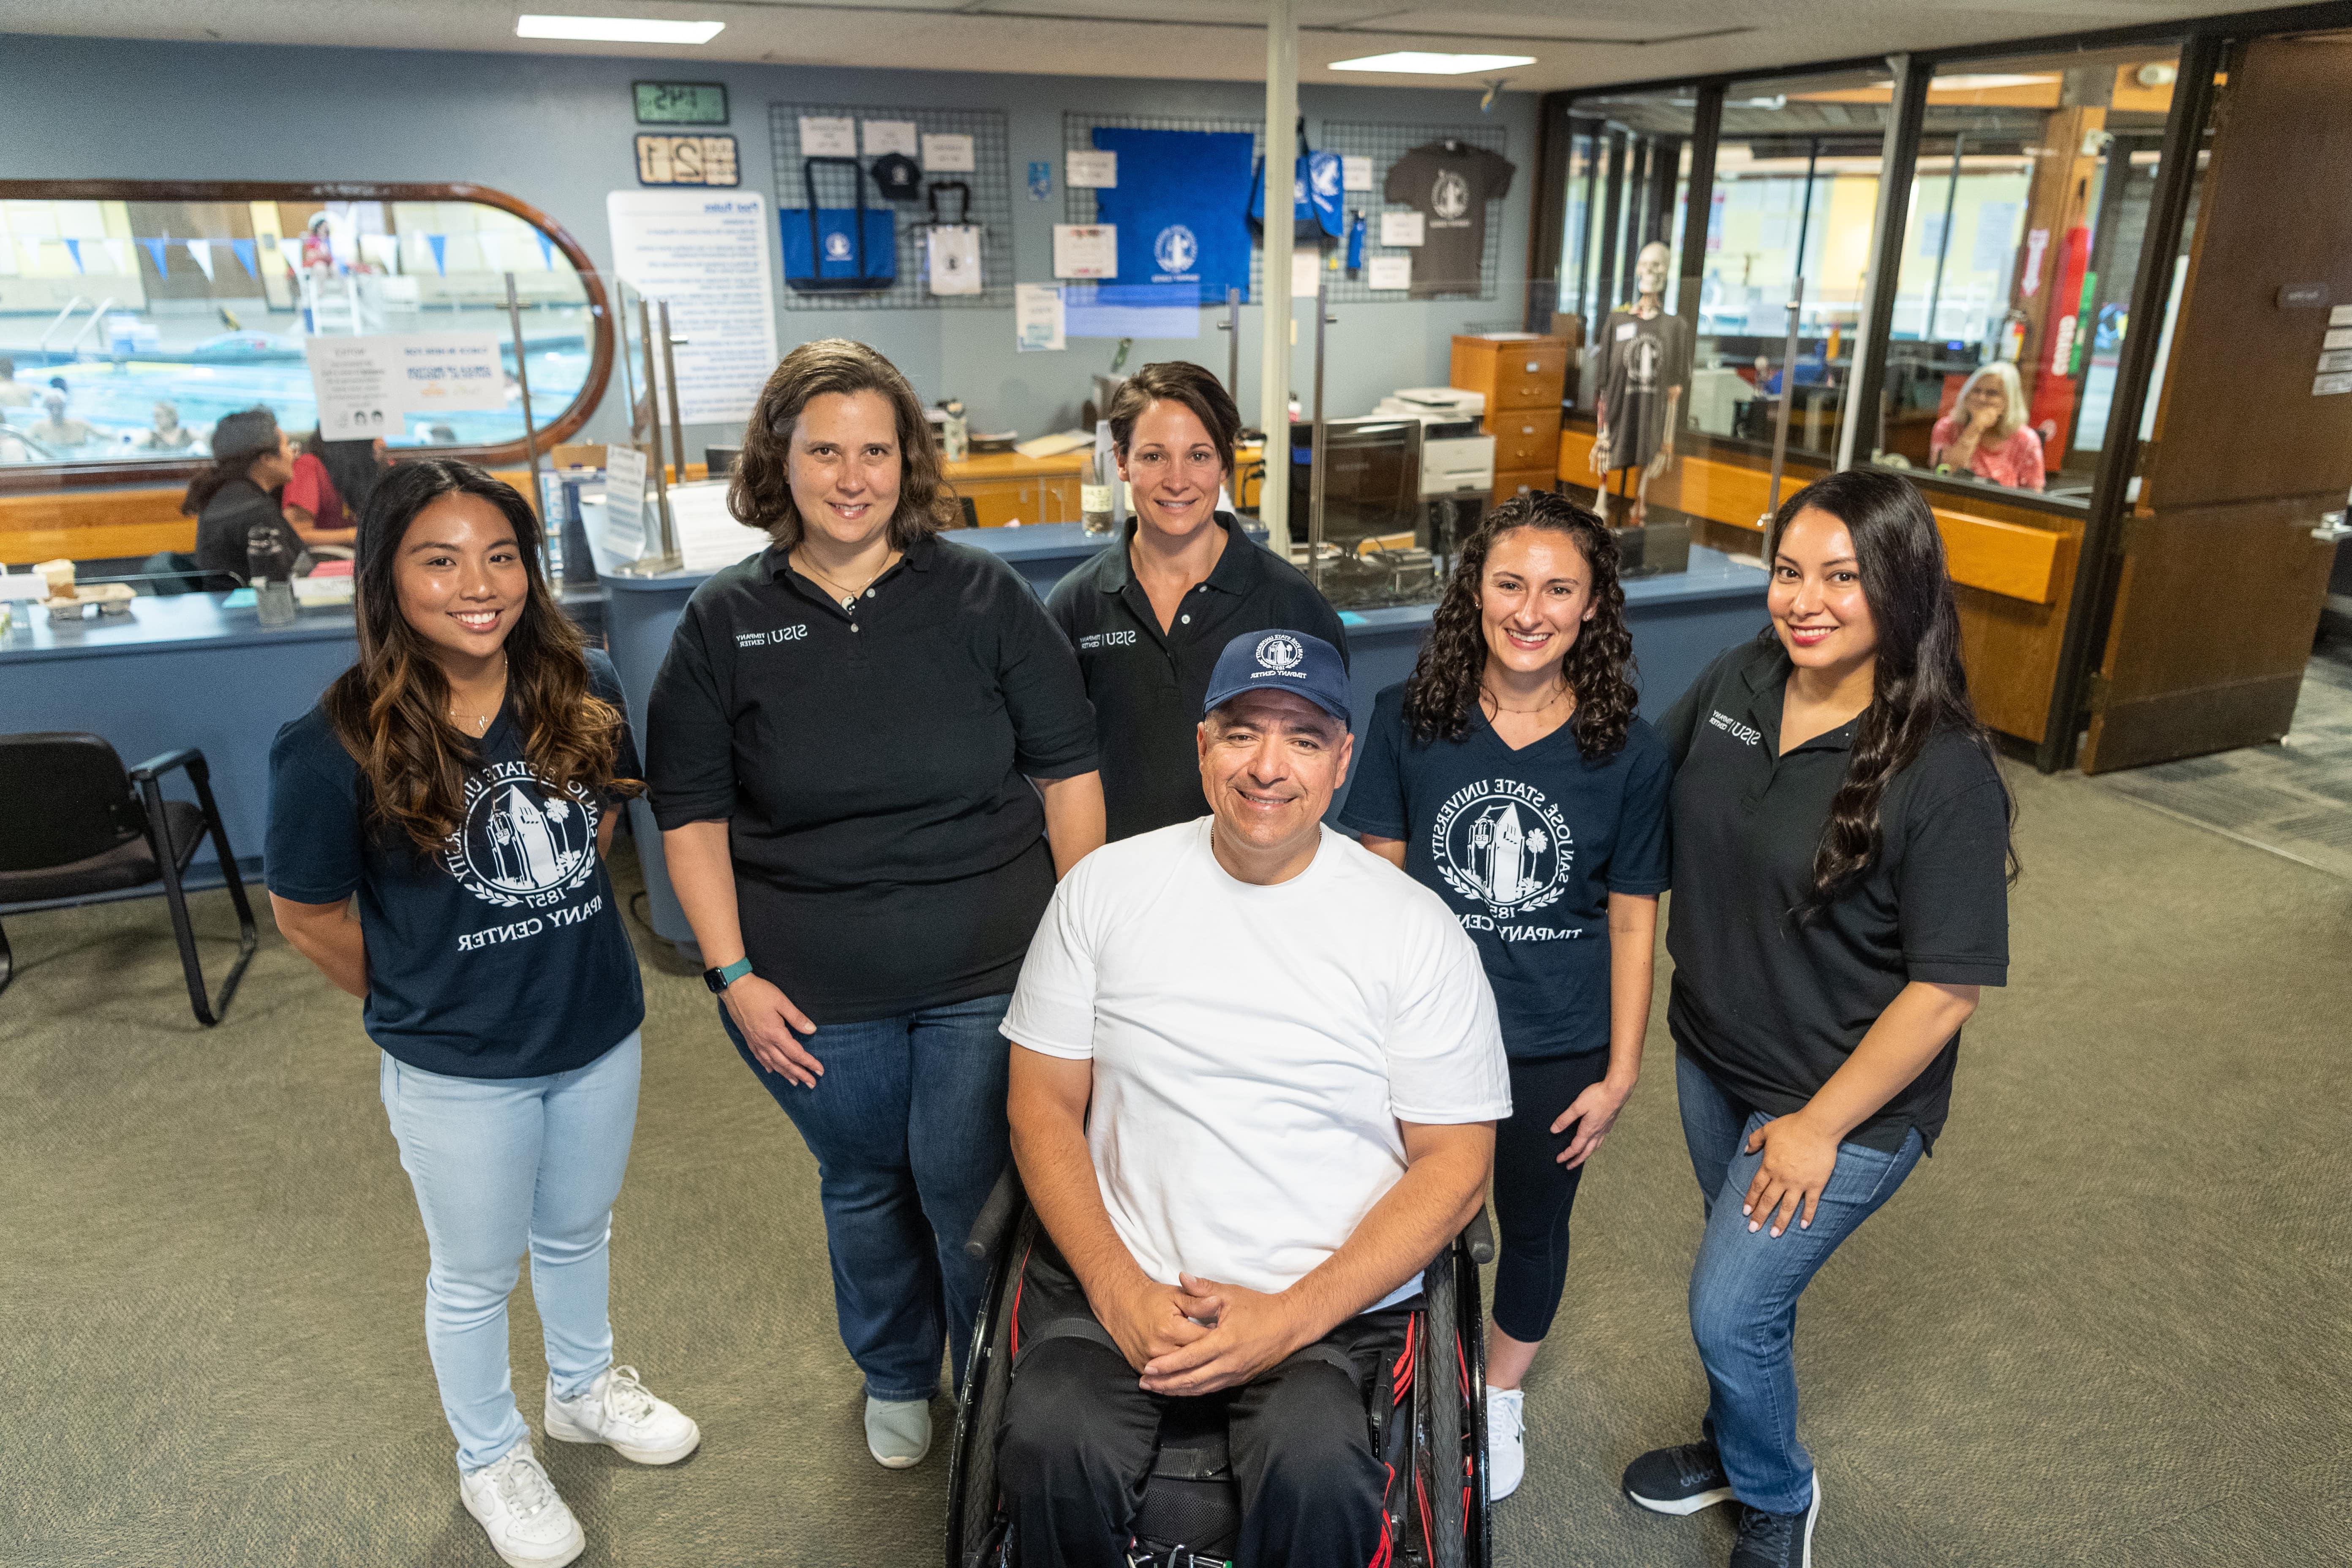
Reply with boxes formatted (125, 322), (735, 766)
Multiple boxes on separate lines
(1624, 469), (2011, 1568)
(1045, 359), (1345, 840)
(648, 338), (1104, 1472)
(1341, 493), (1669, 1503)
(269, 460), (697, 1568)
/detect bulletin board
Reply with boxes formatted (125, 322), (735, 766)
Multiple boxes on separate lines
(769, 102), (1013, 310)
(1061, 113), (1509, 307)
(1321, 120), (1511, 305)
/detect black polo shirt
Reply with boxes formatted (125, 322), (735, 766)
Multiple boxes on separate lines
(1658, 638), (2009, 1153)
(646, 533), (1099, 1022)
(1045, 513), (1347, 841)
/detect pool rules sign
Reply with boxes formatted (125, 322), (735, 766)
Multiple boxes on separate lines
(303, 334), (506, 438)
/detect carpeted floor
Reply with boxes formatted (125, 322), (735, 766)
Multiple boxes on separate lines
(3, 763), (2347, 1568)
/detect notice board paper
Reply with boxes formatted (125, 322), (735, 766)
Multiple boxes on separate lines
(1053, 224), (1117, 279)
(605, 191), (781, 426)
(1342, 156), (1373, 192)
(1016, 283), (1066, 352)
(862, 120), (918, 158)
(1380, 210), (1425, 247)
(1066, 151), (1117, 188)
(1292, 248), (1323, 298)
(798, 116), (857, 157)
(922, 133), (977, 172)
(1367, 254), (1412, 291)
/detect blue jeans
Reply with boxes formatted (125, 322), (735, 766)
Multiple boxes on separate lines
(723, 994), (1012, 1402)
(1677, 1051), (1922, 1514)
(379, 1033), (642, 1473)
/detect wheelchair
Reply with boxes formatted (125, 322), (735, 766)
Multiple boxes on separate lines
(945, 1169), (1496, 1568)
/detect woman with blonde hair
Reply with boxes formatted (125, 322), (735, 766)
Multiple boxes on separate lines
(1929, 360), (2044, 491)
(647, 338), (1104, 1470)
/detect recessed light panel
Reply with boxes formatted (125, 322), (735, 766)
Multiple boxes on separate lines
(1329, 52), (1538, 76)
(516, 14), (727, 44)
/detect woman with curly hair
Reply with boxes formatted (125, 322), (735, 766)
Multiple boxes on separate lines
(1340, 490), (1670, 1502)
(267, 459), (697, 1568)
(647, 338), (1102, 1471)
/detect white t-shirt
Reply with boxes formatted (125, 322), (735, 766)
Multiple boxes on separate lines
(1002, 819), (1511, 1308)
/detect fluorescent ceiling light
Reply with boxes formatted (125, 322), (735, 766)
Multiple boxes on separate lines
(1934, 73), (2057, 90)
(516, 14), (726, 44)
(1329, 52), (1537, 75)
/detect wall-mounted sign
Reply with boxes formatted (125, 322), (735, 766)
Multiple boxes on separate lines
(635, 134), (740, 187)
(634, 81), (728, 125)
(303, 333), (505, 436)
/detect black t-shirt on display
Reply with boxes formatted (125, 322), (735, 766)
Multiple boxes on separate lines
(1658, 640), (2011, 1152)
(1046, 514), (1347, 843)
(647, 534), (1100, 1022)
(1383, 141), (1516, 299)
(1341, 683), (1671, 1061)
(1596, 308), (1695, 474)
(265, 650), (646, 1080)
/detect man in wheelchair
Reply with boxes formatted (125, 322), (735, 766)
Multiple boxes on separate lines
(995, 630), (1510, 1567)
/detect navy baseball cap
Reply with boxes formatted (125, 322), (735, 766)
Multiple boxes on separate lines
(1203, 629), (1351, 727)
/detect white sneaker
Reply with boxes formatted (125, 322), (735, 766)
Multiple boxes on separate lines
(1485, 1384), (1527, 1501)
(544, 1365), (702, 1465)
(865, 1395), (932, 1469)
(458, 1437), (584, 1568)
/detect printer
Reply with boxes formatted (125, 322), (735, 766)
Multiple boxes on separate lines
(1373, 386), (1494, 498)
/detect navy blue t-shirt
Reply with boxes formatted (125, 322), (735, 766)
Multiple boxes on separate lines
(265, 650), (646, 1079)
(1340, 681), (1671, 1060)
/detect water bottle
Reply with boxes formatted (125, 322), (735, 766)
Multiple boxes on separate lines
(1081, 426), (1115, 536)
(248, 523), (298, 629)
(941, 400), (970, 463)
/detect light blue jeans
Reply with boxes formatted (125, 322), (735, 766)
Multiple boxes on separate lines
(1677, 1051), (1923, 1514)
(379, 1033), (642, 1473)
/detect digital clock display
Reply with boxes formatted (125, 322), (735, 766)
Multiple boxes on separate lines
(634, 82), (729, 125)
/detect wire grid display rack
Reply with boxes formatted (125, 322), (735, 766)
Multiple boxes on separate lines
(1321, 120), (1510, 304)
(1062, 111), (1267, 305)
(770, 103), (1013, 310)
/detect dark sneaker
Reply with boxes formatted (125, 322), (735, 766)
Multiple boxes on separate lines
(1623, 1441), (1735, 1515)
(1729, 1478), (1821, 1568)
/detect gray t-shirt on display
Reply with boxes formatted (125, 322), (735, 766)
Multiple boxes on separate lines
(1384, 142), (1515, 299)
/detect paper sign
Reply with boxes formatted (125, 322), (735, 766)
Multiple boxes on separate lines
(798, 116), (857, 156)
(922, 132), (976, 172)
(1053, 224), (1117, 279)
(1028, 161), (1053, 200)
(1292, 248), (1324, 298)
(303, 332), (504, 437)
(1367, 254), (1412, 291)
(669, 480), (754, 574)
(1380, 210), (1425, 247)
(862, 119), (918, 158)
(1016, 283), (1066, 352)
(1066, 151), (1118, 188)
(602, 446), (647, 558)
(605, 191), (781, 426)
(2325, 327), (2352, 349)
(1342, 155), (1373, 192)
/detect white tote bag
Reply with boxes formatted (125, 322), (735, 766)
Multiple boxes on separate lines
(928, 225), (983, 296)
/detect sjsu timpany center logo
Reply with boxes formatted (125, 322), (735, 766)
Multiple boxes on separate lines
(1430, 779), (1572, 918)
(1431, 171), (1471, 221)
(1255, 632), (1304, 672)
(1154, 223), (1199, 277)
(443, 761), (603, 910)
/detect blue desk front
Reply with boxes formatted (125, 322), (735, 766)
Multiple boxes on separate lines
(604, 526), (1769, 948)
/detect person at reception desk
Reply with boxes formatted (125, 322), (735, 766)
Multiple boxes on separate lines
(185, 407), (308, 581)
(1929, 361), (2045, 492)
(283, 431), (387, 549)
(647, 338), (1104, 1473)
(1048, 359), (1345, 841)
(267, 460), (700, 1568)
(1342, 493), (1669, 1503)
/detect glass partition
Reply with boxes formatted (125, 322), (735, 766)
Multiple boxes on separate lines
(1557, 87), (1697, 406)
(1864, 49), (2183, 503)
(0, 182), (609, 478)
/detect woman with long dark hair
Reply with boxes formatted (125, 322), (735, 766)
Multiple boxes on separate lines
(267, 459), (696, 1568)
(1341, 491), (1671, 1501)
(648, 338), (1102, 1471)
(1625, 468), (2012, 1568)
(184, 406), (305, 581)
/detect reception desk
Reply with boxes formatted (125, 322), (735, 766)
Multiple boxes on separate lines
(2, 526), (1765, 936)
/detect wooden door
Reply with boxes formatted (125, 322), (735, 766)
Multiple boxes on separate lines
(2080, 34), (2352, 774)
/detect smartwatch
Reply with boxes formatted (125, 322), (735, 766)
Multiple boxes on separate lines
(703, 956), (754, 994)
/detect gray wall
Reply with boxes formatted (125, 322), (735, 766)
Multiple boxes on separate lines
(0, 33), (1540, 457)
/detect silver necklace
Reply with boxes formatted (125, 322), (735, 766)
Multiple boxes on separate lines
(797, 548), (897, 612)
(448, 657), (507, 735)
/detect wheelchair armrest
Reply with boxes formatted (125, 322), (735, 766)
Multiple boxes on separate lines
(128, 746), (206, 785)
(964, 1165), (1026, 1260)
(1462, 1204), (1495, 1266)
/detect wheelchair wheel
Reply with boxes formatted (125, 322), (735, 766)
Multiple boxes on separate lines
(945, 1205), (1033, 1568)
(1416, 1238), (1468, 1568)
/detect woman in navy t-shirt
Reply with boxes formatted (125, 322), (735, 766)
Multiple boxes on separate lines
(267, 460), (697, 1568)
(1343, 492), (1669, 1502)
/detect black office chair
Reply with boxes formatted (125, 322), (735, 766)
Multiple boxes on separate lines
(0, 733), (258, 1026)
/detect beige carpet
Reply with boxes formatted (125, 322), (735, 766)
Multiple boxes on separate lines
(1, 763), (2346, 1567)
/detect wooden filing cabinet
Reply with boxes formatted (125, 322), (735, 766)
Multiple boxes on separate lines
(1449, 334), (1569, 413)
(1490, 469), (1558, 508)
(1490, 408), (1563, 473)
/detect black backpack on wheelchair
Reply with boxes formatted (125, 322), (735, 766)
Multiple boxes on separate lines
(944, 1169), (1496, 1568)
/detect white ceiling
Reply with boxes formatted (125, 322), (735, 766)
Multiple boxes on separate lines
(8, 0), (2249, 93)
